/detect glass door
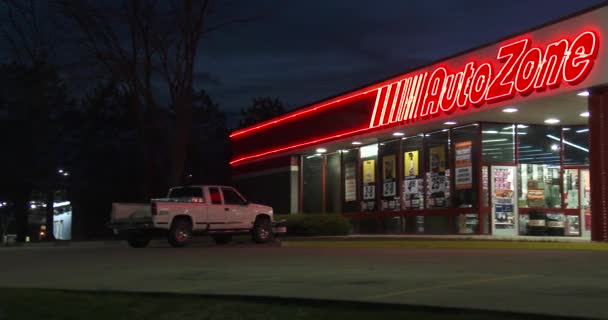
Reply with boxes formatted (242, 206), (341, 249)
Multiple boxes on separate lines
(581, 169), (591, 238)
(491, 165), (518, 236)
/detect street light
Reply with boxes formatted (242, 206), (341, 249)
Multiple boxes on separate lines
(58, 169), (64, 174)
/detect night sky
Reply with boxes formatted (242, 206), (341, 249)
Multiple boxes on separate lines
(199, 0), (605, 127)
(1, 0), (605, 128)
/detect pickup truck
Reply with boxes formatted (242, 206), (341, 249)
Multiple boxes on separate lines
(109, 185), (286, 248)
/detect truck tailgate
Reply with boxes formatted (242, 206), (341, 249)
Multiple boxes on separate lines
(111, 203), (152, 225)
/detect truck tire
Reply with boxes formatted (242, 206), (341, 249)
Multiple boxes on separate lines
(252, 217), (272, 244)
(127, 232), (150, 248)
(212, 234), (232, 245)
(168, 218), (192, 247)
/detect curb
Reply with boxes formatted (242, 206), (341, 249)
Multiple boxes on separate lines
(281, 234), (593, 243)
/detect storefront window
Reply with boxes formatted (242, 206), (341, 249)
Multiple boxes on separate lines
(379, 140), (400, 211)
(517, 125), (562, 209)
(563, 125), (589, 165)
(301, 154), (323, 213)
(401, 135), (423, 210)
(482, 123), (515, 163)
(451, 124), (478, 208)
(360, 143), (378, 212)
(325, 152), (341, 213)
(425, 130), (450, 208)
(342, 148), (359, 213)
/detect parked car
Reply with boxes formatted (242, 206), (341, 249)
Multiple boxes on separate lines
(109, 185), (286, 248)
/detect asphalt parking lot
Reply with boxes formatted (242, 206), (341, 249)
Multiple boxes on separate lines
(1, 239), (607, 319)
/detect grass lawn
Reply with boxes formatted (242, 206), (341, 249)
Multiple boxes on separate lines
(282, 239), (608, 251)
(0, 288), (578, 320)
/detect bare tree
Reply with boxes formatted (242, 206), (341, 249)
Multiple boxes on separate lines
(0, 0), (58, 65)
(239, 97), (286, 128)
(58, 0), (244, 193)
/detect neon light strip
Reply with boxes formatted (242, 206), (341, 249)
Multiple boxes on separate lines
(230, 126), (374, 165)
(231, 29), (599, 165)
(230, 89), (377, 138)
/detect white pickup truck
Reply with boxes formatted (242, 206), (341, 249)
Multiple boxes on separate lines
(109, 185), (286, 248)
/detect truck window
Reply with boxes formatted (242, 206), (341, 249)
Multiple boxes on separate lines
(222, 188), (247, 206)
(209, 187), (222, 205)
(169, 187), (203, 198)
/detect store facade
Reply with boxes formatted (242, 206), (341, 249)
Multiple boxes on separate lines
(230, 4), (608, 241)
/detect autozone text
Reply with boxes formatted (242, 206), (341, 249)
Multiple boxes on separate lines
(369, 30), (599, 128)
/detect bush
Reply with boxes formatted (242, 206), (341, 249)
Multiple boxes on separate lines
(274, 214), (351, 237)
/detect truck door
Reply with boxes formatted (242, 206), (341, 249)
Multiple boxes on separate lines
(206, 187), (227, 228)
(221, 187), (250, 229)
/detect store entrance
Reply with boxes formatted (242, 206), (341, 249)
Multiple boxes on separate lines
(581, 169), (591, 238)
(564, 168), (591, 238)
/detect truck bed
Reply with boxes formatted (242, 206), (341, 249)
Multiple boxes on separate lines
(110, 203), (152, 225)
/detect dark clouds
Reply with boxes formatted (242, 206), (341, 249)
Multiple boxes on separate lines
(197, 0), (605, 128)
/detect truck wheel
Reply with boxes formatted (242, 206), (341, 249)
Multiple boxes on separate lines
(168, 218), (192, 247)
(127, 232), (150, 248)
(212, 234), (232, 245)
(252, 217), (272, 244)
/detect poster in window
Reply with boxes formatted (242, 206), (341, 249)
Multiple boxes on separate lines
(404, 150), (419, 178)
(344, 163), (356, 202)
(363, 160), (375, 184)
(492, 167), (515, 230)
(363, 185), (376, 200)
(402, 179), (423, 209)
(382, 155), (396, 197)
(455, 141), (473, 190)
(429, 145), (446, 174)
(383, 155), (396, 180)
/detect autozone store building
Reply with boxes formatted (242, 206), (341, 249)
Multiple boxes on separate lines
(231, 4), (608, 241)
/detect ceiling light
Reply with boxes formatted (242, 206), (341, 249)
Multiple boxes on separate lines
(351, 141), (362, 145)
(482, 130), (499, 134)
(443, 121), (457, 125)
(576, 128), (589, 133)
(392, 132), (404, 136)
(577, 90), (590, 97)
(316, 148), (327, 153)
(551, 144), (559, 151)
(562, 128), (571, 131)
(516, 124), (528, 128)
(580, 111), (590, 117)
(502, 107), (518, 113)
(547, 134), (588, 152)
(544, 118), (560, 124)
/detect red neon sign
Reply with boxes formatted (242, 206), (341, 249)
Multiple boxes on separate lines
(369, 30), (598, 128)
(231, 30), (599, 166)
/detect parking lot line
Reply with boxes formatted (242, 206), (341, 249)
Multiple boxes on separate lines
(364, 274), (531, 301)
